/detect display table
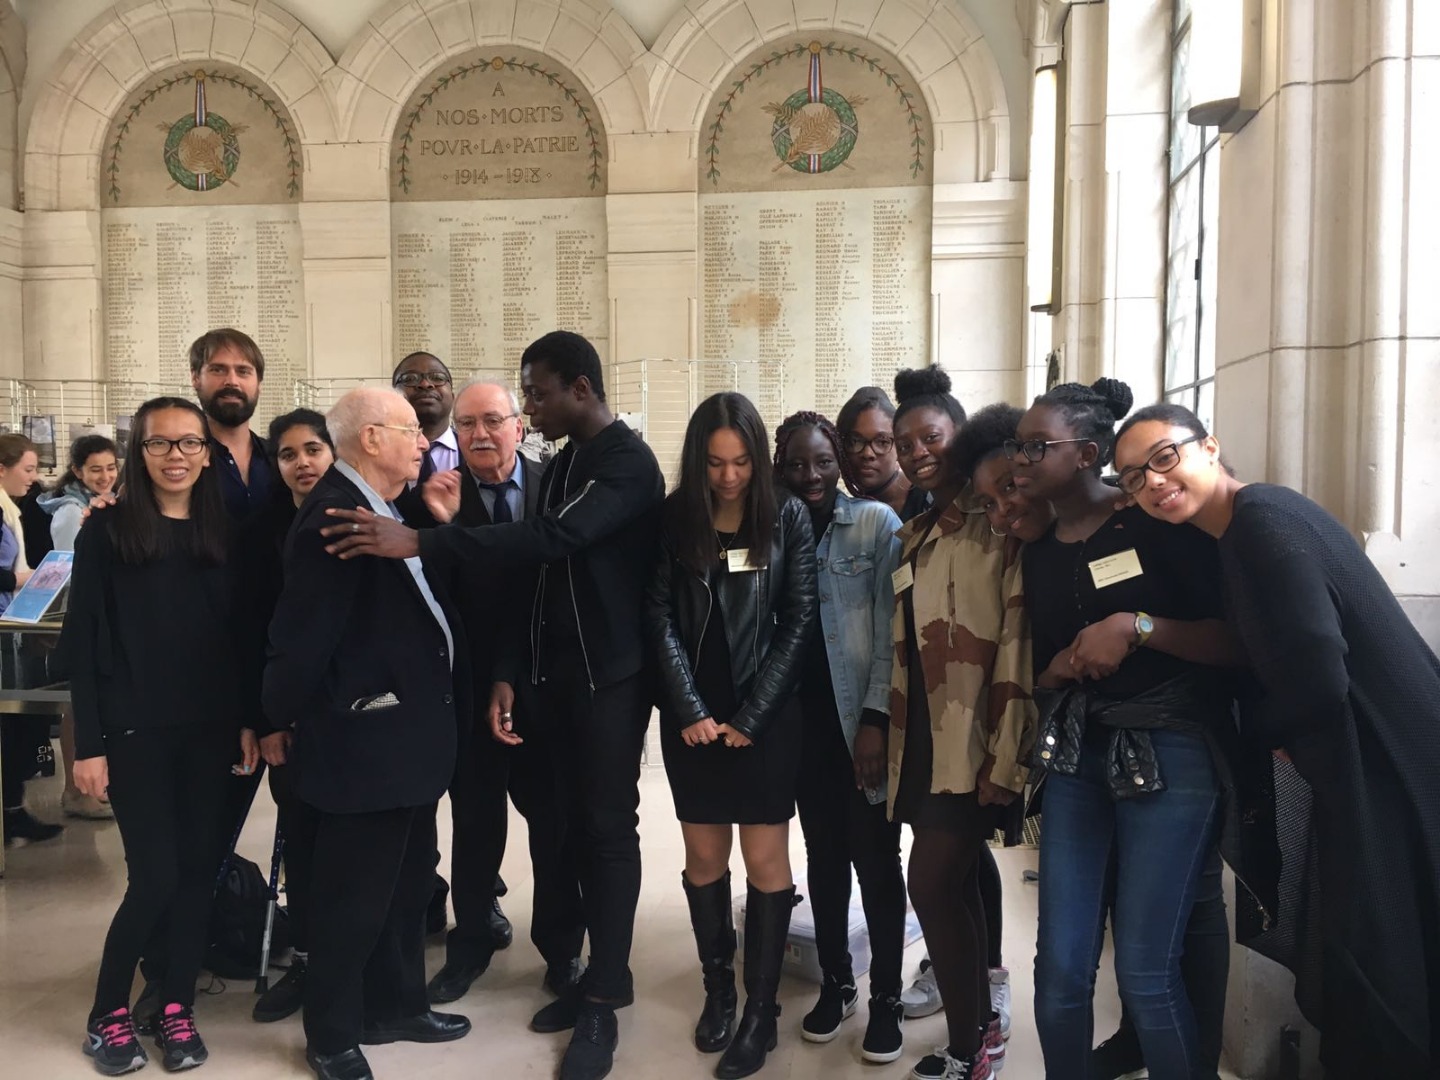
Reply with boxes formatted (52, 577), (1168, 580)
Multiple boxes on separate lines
(0, 617), (68, 872)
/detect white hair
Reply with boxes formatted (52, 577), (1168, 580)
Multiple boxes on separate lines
(455, 379), (520, 415)
(327, 386), (409, 451)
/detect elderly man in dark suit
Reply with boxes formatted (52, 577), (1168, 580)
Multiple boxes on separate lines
(264, 387), (472, 1080)
(425, 380), (585, 1006)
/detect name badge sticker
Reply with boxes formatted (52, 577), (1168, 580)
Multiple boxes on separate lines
(891, 564), (915, 593)
(1088, 549), (1144, 589)
(726, 548), (759, 573)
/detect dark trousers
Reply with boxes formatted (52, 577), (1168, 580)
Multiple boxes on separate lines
(267, 762), (317, 952)
(527, 669), (650, 1001)
(304, 802), (436, 1054)
(795, 706), (906, 996)
(447, 707), (584, 967)
(0, 713), (50, 808)
(91, 725), (233, 1018)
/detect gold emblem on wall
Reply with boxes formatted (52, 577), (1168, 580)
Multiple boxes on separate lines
(702, 35), (931, 194)
(103, 64), (301, 207)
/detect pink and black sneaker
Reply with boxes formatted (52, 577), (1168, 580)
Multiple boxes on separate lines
(83, 1007), (148, 1075)
(154, 1004), (208, 1071)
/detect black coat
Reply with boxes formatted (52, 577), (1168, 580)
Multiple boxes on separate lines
(646, 493), (817, 740)
(262, 466), (468, 815)
(417, 420), (664, 691)
(1219, 484), (1440, 1076)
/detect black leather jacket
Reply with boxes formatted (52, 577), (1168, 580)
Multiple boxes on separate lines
(646, 494), (817, 739)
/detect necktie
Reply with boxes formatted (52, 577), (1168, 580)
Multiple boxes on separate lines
(479, 480), (514, 523)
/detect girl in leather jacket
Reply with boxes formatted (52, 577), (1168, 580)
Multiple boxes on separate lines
(773, 410), (907, 1063)
(644, 392), (817, 1080)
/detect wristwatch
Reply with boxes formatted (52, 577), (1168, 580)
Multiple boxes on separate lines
(1133, 611), (1155, 649)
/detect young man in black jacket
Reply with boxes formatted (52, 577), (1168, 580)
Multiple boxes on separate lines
(323, 332), (665, 1080)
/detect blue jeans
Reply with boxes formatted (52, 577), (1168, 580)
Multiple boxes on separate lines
(1035, 730), (1221, 1080)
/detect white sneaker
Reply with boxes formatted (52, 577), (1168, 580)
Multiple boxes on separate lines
(901, 959), (943, 1019)
(989, 967), (1011, 1040)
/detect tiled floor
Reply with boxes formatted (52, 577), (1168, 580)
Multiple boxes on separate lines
(0, 750), (1140, 1080)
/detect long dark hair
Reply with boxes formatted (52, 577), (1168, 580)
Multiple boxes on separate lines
(112, 397), (228, 566)
(668, 392), (775, 573)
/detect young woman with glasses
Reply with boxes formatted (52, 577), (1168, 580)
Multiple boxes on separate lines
(646, 392), (817, 1079)
(874, 368), (1034, 1080)
(772, 410), (908, 1063)
(1010, 380), (1249, 1080)
(837, 388), (930, 523)
(1112, 403), (1440, 1078)
(62, 397), (259, 1076)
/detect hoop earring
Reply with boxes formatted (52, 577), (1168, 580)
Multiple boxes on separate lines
(990, 524), (1008, 537)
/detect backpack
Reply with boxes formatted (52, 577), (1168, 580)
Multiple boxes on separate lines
(204, 854), (292, 978)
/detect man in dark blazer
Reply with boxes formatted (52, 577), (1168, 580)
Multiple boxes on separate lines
(264, 387), (472, 1080)
(425, 381), (585, 1006)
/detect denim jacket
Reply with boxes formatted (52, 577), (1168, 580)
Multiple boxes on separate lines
(814, 492), (902, 804)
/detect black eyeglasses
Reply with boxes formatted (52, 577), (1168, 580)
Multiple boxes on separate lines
(1003, 437), (1088, 463)
(394, 371), (452, 389)
(1116, 434), (1206, 494)
(141, 436), (208, 457)
(843, 433), (895, 455)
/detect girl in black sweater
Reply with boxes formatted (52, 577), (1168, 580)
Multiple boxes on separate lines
(64, 397), (258, 1076)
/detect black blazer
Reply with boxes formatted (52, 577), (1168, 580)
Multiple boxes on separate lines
(263, 467), (468, 815)
(444, 456), (543, 693)
(646, 493), (817, 740)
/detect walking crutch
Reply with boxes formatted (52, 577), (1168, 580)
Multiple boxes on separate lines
(255, 819), (286, 993)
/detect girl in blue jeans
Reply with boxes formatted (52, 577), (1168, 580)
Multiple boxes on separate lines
(1009, 380), (1244, 1080)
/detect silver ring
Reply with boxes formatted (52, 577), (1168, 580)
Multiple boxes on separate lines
(502, 712), (512, 719)
(352, 522), (361, 533)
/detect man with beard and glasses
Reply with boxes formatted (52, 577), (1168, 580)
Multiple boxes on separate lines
(190, 328), (276, 521)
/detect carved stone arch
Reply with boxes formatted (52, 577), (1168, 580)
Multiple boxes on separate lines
(0, 4), (25, 209)
(336, 0), (648, 148)
(24, 0), (336, 211)
(649, 0), (1012, 182)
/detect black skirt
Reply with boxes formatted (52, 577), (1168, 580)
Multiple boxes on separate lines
(661, 613), (801, 825)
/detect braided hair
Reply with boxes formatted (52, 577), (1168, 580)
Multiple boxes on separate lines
(1031, 377), (1134, 474)
(773, 410), (856, 494)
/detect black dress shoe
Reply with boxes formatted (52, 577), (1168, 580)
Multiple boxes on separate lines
(532, 984), (634, 1034)
(306, 1046), (374, 1080)
(559, 1002), (617, 1080)
(488, 896), (514, 949)
(360, 1010), (471, 1045)
(544, 957), (586, 997)
(426, 953), (492, 1005)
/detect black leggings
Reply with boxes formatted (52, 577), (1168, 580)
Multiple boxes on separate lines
(977, 843), (1003, 969)
(795, 706), (907, 995)
(907, 796), (996, 1057)
(91, 725), (234, 1019)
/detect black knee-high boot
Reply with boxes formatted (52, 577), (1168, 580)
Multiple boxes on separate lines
(683, 871), (738, 1053)
(715, 882), (794, 1080)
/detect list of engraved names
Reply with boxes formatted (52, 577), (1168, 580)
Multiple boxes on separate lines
(392, 198), (608, 371)
(103, 206), (305, 408)
(699, 187), (930, 425)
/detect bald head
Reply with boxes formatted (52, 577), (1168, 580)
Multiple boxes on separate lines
(327, 387), (427, 499)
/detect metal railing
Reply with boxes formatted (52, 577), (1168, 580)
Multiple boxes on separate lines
(607, 358), (775, 485)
